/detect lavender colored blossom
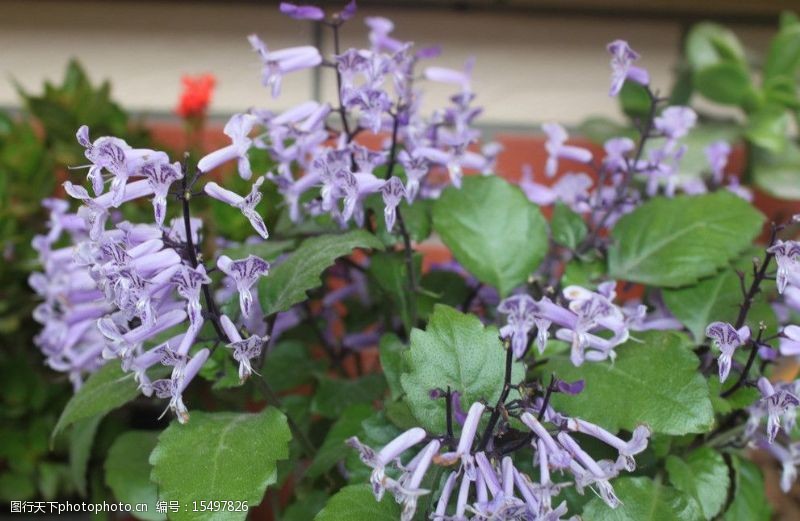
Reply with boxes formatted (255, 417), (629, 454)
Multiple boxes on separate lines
(654, 106), (697, 141)
(543, 123), (593, 178)
(217, 254), (270, 318)
(204, 176), (269, 239)
(220, 314), (266, 382)
(768, 240), (800, 294)
(248, 34), (322, 97)
(380, 176), (405, 232)
(607, 40), (649, 97)
(279, 2), (325, 20)
(197, 113), (258, 179)
(498, 294), (539, 358)
(747, 377), (800, 444)
(705, 321), (750, 383)
(780, 325), (800, 357)
(705, 140), (731, 184)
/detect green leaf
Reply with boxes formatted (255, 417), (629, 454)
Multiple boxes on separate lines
(69, 415), (102, 497)
(105, 431), (164, 521)
(666, 447), (730, 519)
(263, 341), (325, 393)
(400, 304), (524, 432)
(745, 105), (790, 153)
(753, 141), (800, 200)
(379, 334), (407, 400)
(432, 176), (548, 296)
(311, 375), (387, 419)
(693, 62), (754, 107)
(258, 230), (383, 316)
(662, 266), (777, 343)
(551, 202), (587, 250)
(708, 376), (760, 415)
(763, 25), (800, 80)
(582, 477), (702, 521)
(619, 81), (652, 120)
(315, 484), (401, 521)
(149, 409), (291, 521)
(686, 23), (747, 71)
(546, 331), (714, 435)
(52, 362), (142, 442)
(607, 192), (764, 287)
(284, 491), (329, 521)
(307, 404), (373, 478)
(369, 251), (422, 333)
(723, 455), (771, 520)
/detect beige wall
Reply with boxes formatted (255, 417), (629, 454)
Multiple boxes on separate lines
(0, 1), (774, 127)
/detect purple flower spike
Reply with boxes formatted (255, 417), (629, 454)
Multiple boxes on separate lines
(705, 321), (750, 383)
(217, 254), (270, 318)
(380, 177), (405, 232)
(607, 40), (649, 97)
(279, 2), (325, 20)
(204, 176), (269, 239)
(542, 123), (593, 178)
(198, 113), (258, 179)
(248, 34), (322, 98)
(753, 377), (800, 443)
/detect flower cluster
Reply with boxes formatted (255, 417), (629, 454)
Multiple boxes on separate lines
(348, 399), (650, 520)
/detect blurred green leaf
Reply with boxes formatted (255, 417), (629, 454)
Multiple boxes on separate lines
(105, 431), (164, 521)
(745, 105), (790, 153)
(693, 62), (755, 107)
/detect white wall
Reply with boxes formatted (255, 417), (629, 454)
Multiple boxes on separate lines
(0, 0), (774, 127)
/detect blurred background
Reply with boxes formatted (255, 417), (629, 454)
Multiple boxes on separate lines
(0, 0), (787, 128)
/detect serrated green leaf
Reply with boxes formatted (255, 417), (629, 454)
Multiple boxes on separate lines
(150, 409), (291, 521)
(370, 251), (422, 333)
(379, 334), (407, 400)
(551, 202), (587, 250)
(258, 230), (383, 316)
(400, 304), (524, 432)
(69, 415), (101, 497)
(105, 431), (164, 521)
(315, 484), (401, 520)
(52, 362), (141, 442)
(311, 375), (387, 419)
(307, 404), (373, 478)
(662, 270), (776, 342)
(666, 447), (730, 519)
(546, 331), (714, 435)
(432, 176), (548, 296)
(582, 477), (702, 521)
(263, 341), (325, 393)
(723, 455), (771, 520)
(608, 192), (764, 287)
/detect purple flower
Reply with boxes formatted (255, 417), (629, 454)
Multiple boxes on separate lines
(705, 140), (731, 184)
(654, 106), (697, 141)
(767, 240), (800, 294)
(151, 347), (209, 423)
(606, 40), (649, 97)
(498, 294), (541, 358)
(204, 176), (269, 239)
(380, 177), (405, 232)
(365, 17), (404, 53)
(398, 440), (440, 521)
(566, 418), (650, 472)
(603, 137), (635, 173)
(437, 401), (484, 479)
(220, 314), (266, 382)
(543, 123), (593, 178)
(558, 283), (628, 366)
(339, 0), (357, 20)
(424, 59), (473, 94)
(248, 34), (322, 97)
(279, 2), (324, 20)
(217, 254), (270, 318)
(197, 113), (258, 179)
(75, 125), (131, 196)
(750, 377), (800, 443)
(705, 321), (750, 383)
(780, 325), (800, 357)
(397, 150), (429, 203)
(172, 265), (211, 332)
(346, 427), (427, 501)
(757, 436), (800, 492)
(141, 159), (183, 226)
